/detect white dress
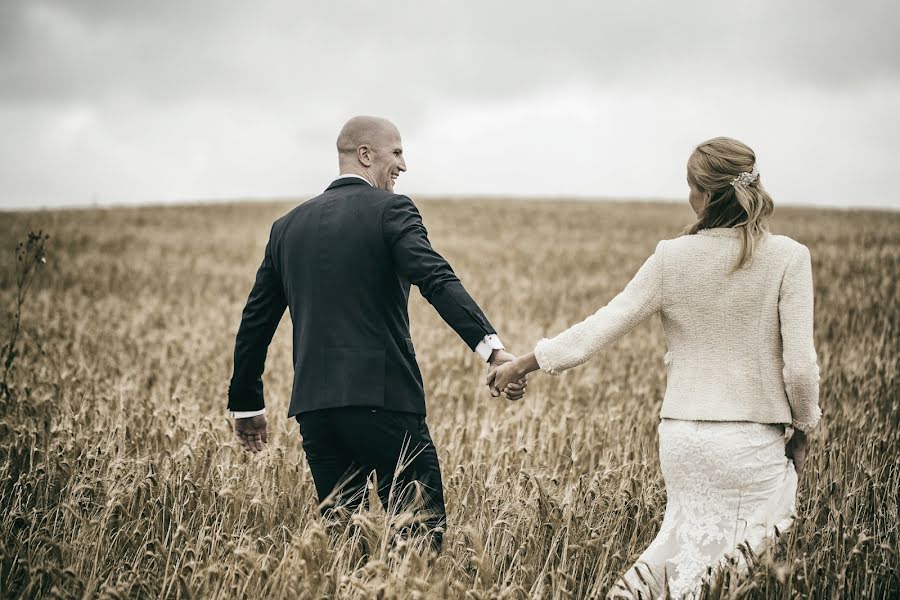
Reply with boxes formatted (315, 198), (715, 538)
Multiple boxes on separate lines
(608, 419), (798, 599)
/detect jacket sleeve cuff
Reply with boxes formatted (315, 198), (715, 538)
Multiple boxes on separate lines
(533, 338), (563, 375)
(475, 334), (504, 361)
(791, 404), (821, 431)
(227, 379), (265, 413)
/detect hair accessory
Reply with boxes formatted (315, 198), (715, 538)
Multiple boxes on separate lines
(731, 164), (759, 187)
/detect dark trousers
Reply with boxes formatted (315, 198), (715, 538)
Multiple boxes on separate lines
(296, 406), (446, 551)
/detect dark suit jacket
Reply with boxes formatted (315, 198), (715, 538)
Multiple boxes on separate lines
(228, 177), (496, 416)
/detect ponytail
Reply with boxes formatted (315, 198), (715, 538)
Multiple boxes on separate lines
(685, 137), (774, 271)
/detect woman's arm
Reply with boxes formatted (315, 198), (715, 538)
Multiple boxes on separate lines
(533, 245), (664, 375)
(779, 244), (821, 431)
(489, 245), (664, 392)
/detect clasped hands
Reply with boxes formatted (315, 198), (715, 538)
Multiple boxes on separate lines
(235, 351), (529, 455)
(486, 350), (528, 401)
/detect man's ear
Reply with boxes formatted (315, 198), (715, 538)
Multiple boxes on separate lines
(357, 145), (372, 167)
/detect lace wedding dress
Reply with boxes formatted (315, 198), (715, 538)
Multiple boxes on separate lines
(609, 419), (798, 599)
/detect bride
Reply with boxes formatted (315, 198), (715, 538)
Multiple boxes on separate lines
(489, 137), (822, 598)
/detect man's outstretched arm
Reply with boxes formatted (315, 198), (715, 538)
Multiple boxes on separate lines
(383, 195), (494, 346)
(382, 195), (525, 400)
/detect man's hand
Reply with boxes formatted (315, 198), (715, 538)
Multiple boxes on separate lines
(785, 428), (808, 478)
(234, 414), (268, 454)
(487, 350), (527, 401)
(487, 361), (527, 400)
(489, 349), (516, 368)
(504, 379), (527, 401)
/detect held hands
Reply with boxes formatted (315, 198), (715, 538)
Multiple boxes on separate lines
(234, 414), (268, 453)
(486, 350), (527, 401)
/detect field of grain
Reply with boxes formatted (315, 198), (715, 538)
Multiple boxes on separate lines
(0, 198), (897, 599)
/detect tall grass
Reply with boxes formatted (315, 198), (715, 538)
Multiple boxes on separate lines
(0, 199), (897, 598)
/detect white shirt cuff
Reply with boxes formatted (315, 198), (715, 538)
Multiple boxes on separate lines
(231, 408), (266, 418)
(475, 334), (504, 362)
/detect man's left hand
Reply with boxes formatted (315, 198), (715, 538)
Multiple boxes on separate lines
(234, 414), (268, 453)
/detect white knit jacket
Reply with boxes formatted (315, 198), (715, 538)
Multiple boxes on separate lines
(534, 228), (822, 431)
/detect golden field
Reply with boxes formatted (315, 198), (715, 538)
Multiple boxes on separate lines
(0, 198), (897, 599)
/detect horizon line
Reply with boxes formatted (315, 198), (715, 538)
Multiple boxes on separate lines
(2, 192), (898, 214)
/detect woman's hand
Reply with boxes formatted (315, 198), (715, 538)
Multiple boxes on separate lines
(487, 352), (541, 401)
(785, 428), (808, 477)
(487, 360), (527, 400)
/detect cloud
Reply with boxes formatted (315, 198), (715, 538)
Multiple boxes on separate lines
(405, 80), (900, 205)
(1, 0), (898, 207)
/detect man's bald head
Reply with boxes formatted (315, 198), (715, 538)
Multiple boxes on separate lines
(337, 116), (399, 156)
(336, 116), (406, 192)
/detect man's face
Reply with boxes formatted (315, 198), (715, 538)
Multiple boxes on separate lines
(366, 128), (406, 192)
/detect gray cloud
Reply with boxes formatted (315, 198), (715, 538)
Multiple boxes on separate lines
(1, 0), (898, 207)
(5, 1), (898, 106)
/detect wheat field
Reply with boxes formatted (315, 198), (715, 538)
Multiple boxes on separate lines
(0, 198), (897, 599)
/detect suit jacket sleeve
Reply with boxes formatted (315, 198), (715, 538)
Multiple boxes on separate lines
(228, 224), (288, 412)
(383, 195), (495, 350)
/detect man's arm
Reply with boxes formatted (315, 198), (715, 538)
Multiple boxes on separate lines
(228, 225), (288, 414)
(381, 195), (526, 400)
(383, 195), (498, 351)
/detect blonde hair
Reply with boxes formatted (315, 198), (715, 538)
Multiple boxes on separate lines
(686, 137), (774, 271)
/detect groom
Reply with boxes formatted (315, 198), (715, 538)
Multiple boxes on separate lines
(227, 116), (525, 550)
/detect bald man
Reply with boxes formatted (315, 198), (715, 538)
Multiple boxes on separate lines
(227, 116), (524, 551)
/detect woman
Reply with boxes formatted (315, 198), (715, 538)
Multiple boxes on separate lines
(489, 137), (821, 598)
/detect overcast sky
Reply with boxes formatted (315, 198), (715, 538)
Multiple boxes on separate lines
(1, 0), (898, 209)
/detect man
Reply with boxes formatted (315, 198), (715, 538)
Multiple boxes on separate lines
(227, 116), (525, 551)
